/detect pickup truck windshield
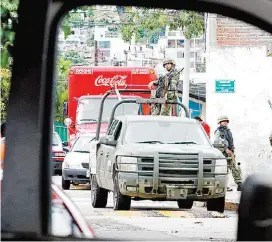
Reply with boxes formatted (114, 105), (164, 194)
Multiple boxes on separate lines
(76, 98), (139, 123)
(124, 121), (211, 146)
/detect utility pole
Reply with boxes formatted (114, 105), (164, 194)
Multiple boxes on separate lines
(183, 37), (190, 116)
(94, 40), (98, 66)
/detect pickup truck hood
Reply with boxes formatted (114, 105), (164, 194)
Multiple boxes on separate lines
(117, 143), (224, 159)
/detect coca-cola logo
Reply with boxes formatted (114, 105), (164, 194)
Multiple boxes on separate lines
(94, 75), (127, 86)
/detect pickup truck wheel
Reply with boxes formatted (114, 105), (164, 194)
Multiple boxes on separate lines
(207, 196), (225, 213)
(91, 175), (108, 208)
(113, 174), (131, 210)
(177, 199), (193, 209)
(62, 177), (70, 190)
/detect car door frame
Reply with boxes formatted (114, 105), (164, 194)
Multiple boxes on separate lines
(97, 119), (119, 188)
(105, 120), (124, 191)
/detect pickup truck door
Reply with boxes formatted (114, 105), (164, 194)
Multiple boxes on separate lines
(99, 119), (120, 189)
(105, 121), (123, 191)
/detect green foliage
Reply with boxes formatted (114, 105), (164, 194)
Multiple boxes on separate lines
(119, 8), (204, 42)
(1, 0), (19, 68)
(0, 69), (12, 122)
(167, 10), (204, 39)
(60, 50), (89, 65)
(61, 6), (94, 39)
(54, 57), (71, 122)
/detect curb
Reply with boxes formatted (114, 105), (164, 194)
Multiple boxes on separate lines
(194, 201), (239, 212)
(224, 201), (239, 212)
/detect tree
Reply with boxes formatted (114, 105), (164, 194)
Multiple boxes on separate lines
(118, 7), (167, 43)
(0, 69), (12, 122)
(1, 0), (19, 68)
(61, 6), (94, 39)
(54, 57), (72, 122)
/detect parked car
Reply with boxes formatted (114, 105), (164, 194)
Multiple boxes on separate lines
(51, 183), (95, 238)
(62, 135), (94, 190)
(52, 132), (66, 175)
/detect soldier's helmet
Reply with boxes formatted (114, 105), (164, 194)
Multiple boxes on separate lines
(162, 58), (176, 67)
(217, 115), (229, 124)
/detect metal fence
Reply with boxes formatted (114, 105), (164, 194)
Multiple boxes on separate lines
(54, 122), (68, 142)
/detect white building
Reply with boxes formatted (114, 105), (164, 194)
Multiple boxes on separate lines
(156, 26), (206, 72)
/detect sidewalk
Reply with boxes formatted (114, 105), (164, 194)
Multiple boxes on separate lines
(194, 186), (241, 212)
(225, 186), (241, 211)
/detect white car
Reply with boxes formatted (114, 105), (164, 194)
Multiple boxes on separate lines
(62, 135), (94, 190)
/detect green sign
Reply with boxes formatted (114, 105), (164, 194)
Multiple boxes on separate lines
(215, 80), (235, 93)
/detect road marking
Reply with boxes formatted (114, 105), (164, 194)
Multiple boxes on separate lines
(102, 211), (145, 217)
(154, 210), (193, 218)
(98, 210), (195, 218)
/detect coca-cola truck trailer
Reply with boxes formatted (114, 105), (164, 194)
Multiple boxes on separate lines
(63, 66), (157, 145)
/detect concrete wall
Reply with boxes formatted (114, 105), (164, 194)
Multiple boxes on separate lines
(206, 46), (272, 181)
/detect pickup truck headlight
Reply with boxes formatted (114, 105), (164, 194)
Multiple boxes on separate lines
(117, 157), (137, 172)
(215, 159), (228, 174)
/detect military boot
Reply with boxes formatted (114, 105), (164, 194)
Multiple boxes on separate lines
(237, 183), (242, 191)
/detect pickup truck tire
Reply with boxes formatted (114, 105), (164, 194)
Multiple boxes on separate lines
(62, 177), (70, 190)
(207, 196), (225, 213)
(91, 175), (108, 208)
(113, 174), (131, 210)
(177, 199), (193, 209)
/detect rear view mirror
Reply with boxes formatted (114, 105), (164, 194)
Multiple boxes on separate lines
(237, 169), (272, 241)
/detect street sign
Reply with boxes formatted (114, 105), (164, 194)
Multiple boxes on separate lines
(215, 80), (235, 93)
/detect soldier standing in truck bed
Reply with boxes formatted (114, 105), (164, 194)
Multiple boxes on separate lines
(148, 58), (180, 116)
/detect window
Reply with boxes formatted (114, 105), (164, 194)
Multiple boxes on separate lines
(124, 121), (211, 146)
(177, 52), (184, 58)
(177, 40), (184, 48)
(190, 52), (195, 58)
(71, 136), (94, 153)
(99, 40), (110, 48)
(52, 133), (62, 146)
(167, 40), (175, 48)
(105, 31), (119, 38)
(107, 120), (119, 136)
(76, 97), (139, 124)
(168, 31), (176, 36)
(114, 121), (123, 140)
(99, 50), (110, 57)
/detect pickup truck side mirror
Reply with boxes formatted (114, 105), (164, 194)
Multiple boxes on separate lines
(99, 136), (117, 146)
(213, 143), (224, 149)
(237, 170), (272, 241)
(62, 141), (68, 147)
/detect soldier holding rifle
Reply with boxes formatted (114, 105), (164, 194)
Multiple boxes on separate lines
(148, 58), (183, 116)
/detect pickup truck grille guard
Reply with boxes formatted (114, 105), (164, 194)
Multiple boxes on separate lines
(117, 152), (227, 195)
(152, 152), (204, 195)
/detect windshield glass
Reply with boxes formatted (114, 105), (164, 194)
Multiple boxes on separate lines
(52, 133), (62, 146)
(71, 136), (94, 153)
(76, 97), (139, 123)
(124, 121), (211, 146)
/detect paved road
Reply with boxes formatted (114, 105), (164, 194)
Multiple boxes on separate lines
(52, 176), (238, 241)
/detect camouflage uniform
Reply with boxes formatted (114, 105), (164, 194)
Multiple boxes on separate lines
(151, 58), (180, 116)
(214, 115), (242, 190)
